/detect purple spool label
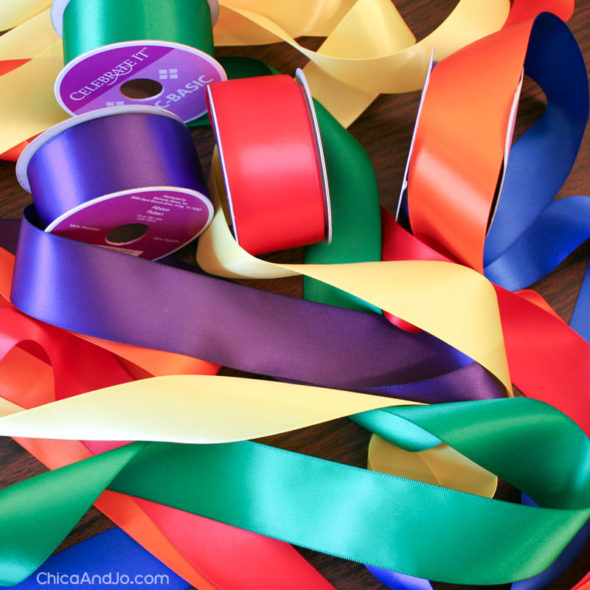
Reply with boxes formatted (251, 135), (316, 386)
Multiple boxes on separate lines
(56, 42), (226, 122)
(45, 188), (213, 260)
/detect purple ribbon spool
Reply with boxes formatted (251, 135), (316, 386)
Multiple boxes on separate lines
(16, 106), (213, 260)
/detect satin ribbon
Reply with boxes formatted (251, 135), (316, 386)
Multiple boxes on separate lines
(2, 63), (502, 395)
(299, 99), (381, 312)
(1, 46), (528, 588)
(194, 163), (510, 394)
(0, 241), (219, 381)
(53, 0), (226, 122)
(406, 2), (587, 287)
(58, 0), (217, 60)
(4, 56), (588, 590)
(214, 0), (509, 125)
(0, 208), (584, 590)
(304, 4), (590, 582)
(380, 26), (590, 569)
(17, 107), (213, 260)
(2, 210), (576, 588)
(378, 213), (590, 587)
(0, 207), (508, 587)
(367, 495), (590, 590)
(0, 0), (510, 153)
(0, 395), (588, 586)
(482, 14), (588, 289)
(478, 7), (590, 358)
(381, 207), (590, 437)
(0, 224), (244, 590)
(407, 4), (574, 271)
(11, 205), (510, 396)
(2, 1), (588, 588)
(1, 87), (509, 587)
(0, 375), (423, 443)
(206, 72), (330, 254)
(0, 0), (50, 31)
(0, 356), (493, 510)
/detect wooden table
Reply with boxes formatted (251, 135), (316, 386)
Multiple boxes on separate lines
(0, 1), (588, 588)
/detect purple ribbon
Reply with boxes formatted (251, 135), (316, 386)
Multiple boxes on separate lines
(7, 210), (503, 400)
(19, 109), (208, 226)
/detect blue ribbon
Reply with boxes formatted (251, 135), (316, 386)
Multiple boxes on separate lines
(484, 13), (589, 293)
(0, 528), (189, 590)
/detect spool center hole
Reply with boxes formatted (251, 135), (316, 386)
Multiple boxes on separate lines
(120, 78), (163, 100)
(106, 223), (149, 245)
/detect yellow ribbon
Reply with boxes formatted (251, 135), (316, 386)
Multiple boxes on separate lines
(0, 374), (419, 442)
(0, 366), (497, 498)
(0, 0), (50, 31)
(0, 0), (509, 149)
(368, 435), (498, 498)
(197, 156), (512, 392)
(0, 357), (497, 585)
(217, 0), (510, 124)
(0, 0), (503, 573)
(0, 12), (65, 154)
(0, 8), (58, 58)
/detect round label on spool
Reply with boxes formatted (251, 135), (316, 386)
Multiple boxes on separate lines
(55, 41), (226, 123)
(45, 187), (214, 260)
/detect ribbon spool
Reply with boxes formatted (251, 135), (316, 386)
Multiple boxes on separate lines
(16, 106), (213, 260)
(207, 69), (332, 256)
(51, 0), (226, 122)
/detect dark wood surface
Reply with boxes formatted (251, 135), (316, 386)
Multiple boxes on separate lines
(0, 1), (589, 588)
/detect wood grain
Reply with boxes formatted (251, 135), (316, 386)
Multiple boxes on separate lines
(0, 1), (588, 588)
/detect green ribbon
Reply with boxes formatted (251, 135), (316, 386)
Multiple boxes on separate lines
(303, 102), (382, 313)
(62, 0), (215, 63)
(1, 398), (588, 586)
(0, 442), (146, 585)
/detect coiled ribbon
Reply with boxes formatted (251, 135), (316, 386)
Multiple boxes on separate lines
(369, 2), (590, 587)
(16, 107), (213, 259)
(52, 0), (226, 121)
(207, 71), (331, 254)
(0, 84), (513, 585)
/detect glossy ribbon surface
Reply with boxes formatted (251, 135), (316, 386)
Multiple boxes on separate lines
(207, 73), (330, 254)
(0, 395), (588, 586)
(17, 108), (212, 259)
(60, 0), (216, 61)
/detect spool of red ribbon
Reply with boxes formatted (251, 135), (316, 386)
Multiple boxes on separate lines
(207, 70), (332, 255)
